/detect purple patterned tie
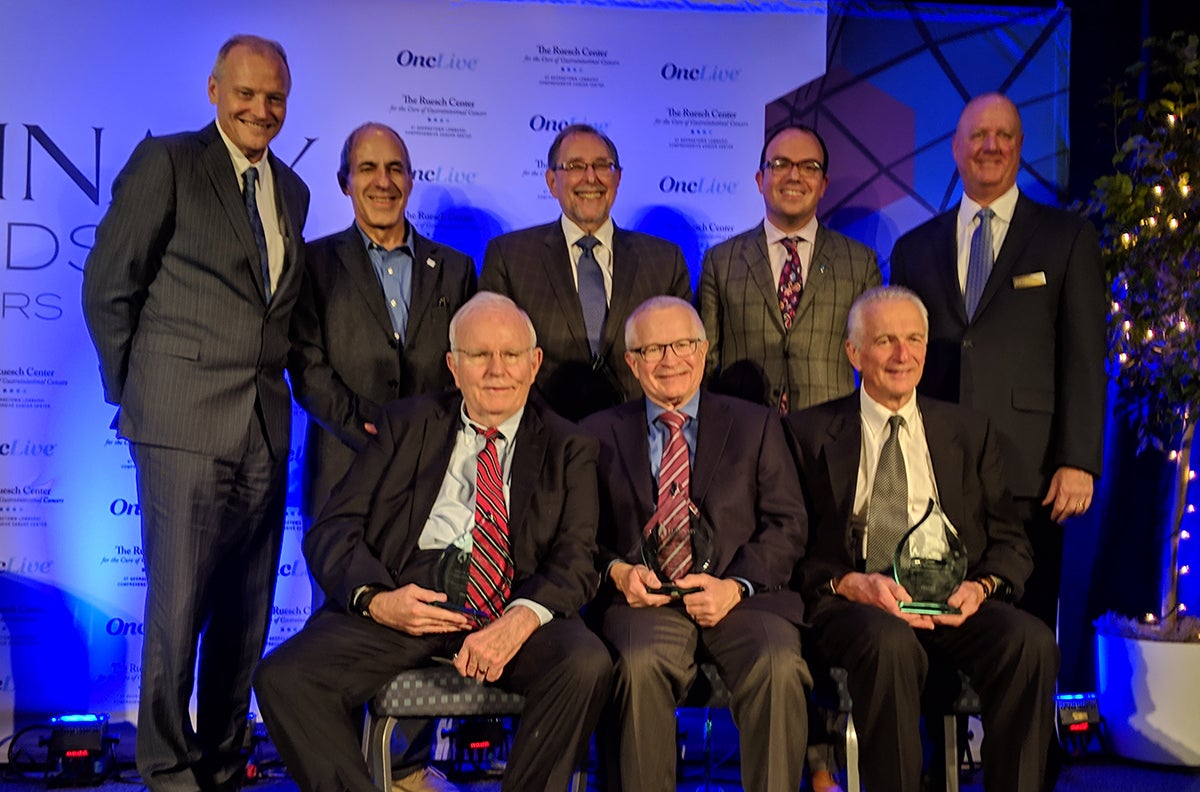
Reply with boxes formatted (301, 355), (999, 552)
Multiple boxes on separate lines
(466, 428), (513, 621)
(777, 237), (804, 413)
(653, 411), (692, 581)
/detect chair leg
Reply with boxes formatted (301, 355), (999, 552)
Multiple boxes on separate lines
(363, 712), (398, 792)
(569, 765), (587, 792)
(943, 714), (959, 792)
(843, 711), (860, 792)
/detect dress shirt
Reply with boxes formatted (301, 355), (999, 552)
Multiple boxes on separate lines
(561, 215), (614, 303)
(357, 222), (414, 342)
(418, 404), (551, 624)
(955, 183), (1018, 293)
(216, 121), (285, 292)
(763, 216), (819, 287)
(852, 390), (941, 562)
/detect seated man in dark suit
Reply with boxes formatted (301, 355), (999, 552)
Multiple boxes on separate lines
(480, 124), (693, 421)
(582, 296), (809, 792)
(255, 292), (612, 792)
(784, 286), (1057, 792)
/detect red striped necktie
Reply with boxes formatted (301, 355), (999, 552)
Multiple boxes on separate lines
(466, 428), (514, 621)
(654, 410), (693, 581)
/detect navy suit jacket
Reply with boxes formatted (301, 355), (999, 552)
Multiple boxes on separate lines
(82, 122), (309, 460)
(889, 194), (1106, 499)
(480, 221), (692, 421)
(784, 393), (1032, 608)
(582, 391), (808, 625)
(304, 391), (601, 618)
(290, 223), (477, 517)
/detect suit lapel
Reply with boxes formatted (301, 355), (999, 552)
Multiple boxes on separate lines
(336, 225), (395, 338)
(268, 151), (303, 302)
(975, 193), (1039, 318)
(605, 227), (641, 356)
(406, 230), (442, 345)
(612, 403), (656, 523)
(793, 225), (830, 324)
(508, 405), (547, 536)
(409, 398), (461, 534)
(540, 223), (590, 349)
(690, 392), (731, 509)
(918, 397), (967, 535)
(932, 210), (967, 325)
(744, 229), (785, 334)
(824, 398), (862, 527)
(200, 126), (262, 293)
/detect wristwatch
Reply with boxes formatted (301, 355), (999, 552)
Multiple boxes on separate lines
(972, 574), (1008, 600)
(733, 580), (751, 600)
(350, 584), (389, 618)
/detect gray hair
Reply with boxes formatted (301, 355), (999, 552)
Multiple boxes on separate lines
(337, 122), (413, 191)
(846, 286), (929, 347)
(624, 295), (705, 350)
(449, 291), (538, 349)
(212, 34), (291, 90)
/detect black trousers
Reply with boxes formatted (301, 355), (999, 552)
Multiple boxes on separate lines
(254, 608), (611, 792)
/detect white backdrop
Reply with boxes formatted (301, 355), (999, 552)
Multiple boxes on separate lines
(0, 0), (827, 733)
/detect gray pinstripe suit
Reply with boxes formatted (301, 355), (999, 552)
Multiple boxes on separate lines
(699, 224), (880, 412)
(82, 122), (309, 792)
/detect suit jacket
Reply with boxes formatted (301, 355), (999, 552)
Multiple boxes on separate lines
(784, 393), (1032, 608)
(889, 194), (1106, 498)
(82, 122), (309, 460)
(581, 391), (808, 625)
(700, 224), (881, 411)
(289, 223), (477, 518)
(304, 391), (600, 617)
(480, 221), (693, 421)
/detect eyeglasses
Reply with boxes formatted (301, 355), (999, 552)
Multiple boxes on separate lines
(762, 157), (825, 178)
(553, 159), (620, 175)
(629, 338), (703, 363)
(454, 348), (533, 366)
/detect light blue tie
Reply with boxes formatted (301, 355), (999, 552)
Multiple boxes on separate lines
(575, 235), (607, 356)
(964, 207), (994, 318)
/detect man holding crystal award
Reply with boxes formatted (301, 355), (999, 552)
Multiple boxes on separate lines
(783, 286), (1057, 792)
(582, 296), (809, 792)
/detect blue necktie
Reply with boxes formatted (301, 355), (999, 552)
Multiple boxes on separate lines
(243, 167), (271, 301)
(964, 207), (994, 318)
(575, 235), (607, 356)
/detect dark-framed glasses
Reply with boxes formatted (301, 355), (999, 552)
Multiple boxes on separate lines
(629, 338), (703, 363)
(762, 157), (825, 178)
(554, 159), (620, 175)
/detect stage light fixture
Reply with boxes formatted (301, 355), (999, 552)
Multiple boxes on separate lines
(43, 713), (114, 787)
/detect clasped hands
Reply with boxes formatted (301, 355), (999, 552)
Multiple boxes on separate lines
(610, 561), (741, 627)
(363, 583), (538, 683)
(834, 572), (987, 629)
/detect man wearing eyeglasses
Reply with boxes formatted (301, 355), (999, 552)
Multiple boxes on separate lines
(699, 124), (881, 415)
(581, 296), (809, 792)
(255, 292), (612, 792)
(480, 124), (692, 422)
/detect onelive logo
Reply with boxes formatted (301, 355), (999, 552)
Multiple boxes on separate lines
(0, 555), (54, 575)
(660, 62), (741, 82)
(105, 617), (144, 636)
(396, 49), (478, 71)
(412, 165), (478, 185)
(658, 175), (738, 195)
(0, 438), (55, 456)
(529, 114), (609, 134)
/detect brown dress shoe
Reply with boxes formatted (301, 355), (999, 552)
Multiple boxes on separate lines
(812, 768), (845, 792)
(391, 766), (462, 792)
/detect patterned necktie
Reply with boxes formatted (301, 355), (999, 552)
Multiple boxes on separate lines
(964, 207), (994, 318)
(653, 411), (693, 581)
(575, 235), (607, 356)
(866, 415), (908, 574)
(777, 236), (805, 414)
(243, 167), (272, 301)
(466, 428), (514, 621)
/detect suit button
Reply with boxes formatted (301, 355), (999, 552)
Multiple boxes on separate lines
(962, 339), (973, 349)
(387, 379), (399, 389)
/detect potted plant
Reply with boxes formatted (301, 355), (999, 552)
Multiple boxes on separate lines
(1087, 31), (1200, 766)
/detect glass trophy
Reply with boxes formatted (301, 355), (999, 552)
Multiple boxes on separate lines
(893, 499), (968, 615)
(433, 543), (488, 620)
(640, 499), (715, 598)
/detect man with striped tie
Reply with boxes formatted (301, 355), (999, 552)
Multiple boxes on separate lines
(254, 292), (611, 792)
(582, 296), (809, 792)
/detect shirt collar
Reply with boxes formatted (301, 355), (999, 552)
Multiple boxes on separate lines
(215, 120), (270, 183)
(764, 215), (819, 246)
(644, 388), (701, 429)
(958, 183), (1019, 229)
(356, 220), (412, 254)
(858, 387), (919, 439)
(561, 214), (615, 252)
(459, 402), (524, 441)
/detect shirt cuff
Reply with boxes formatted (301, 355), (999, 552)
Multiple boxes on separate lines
(506, 598), (553, 626)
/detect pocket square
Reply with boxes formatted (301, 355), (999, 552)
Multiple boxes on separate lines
(1012, 271), (1047, 289)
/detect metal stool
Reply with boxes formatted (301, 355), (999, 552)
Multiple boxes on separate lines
(362, 665), (586, 791)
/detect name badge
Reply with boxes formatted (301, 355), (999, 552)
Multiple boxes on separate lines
(1012, 271), (1047, 289)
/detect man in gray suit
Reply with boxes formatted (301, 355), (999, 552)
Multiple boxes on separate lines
(699, 124), (881, 414)
(82, 35), (309, 792)
(288, 122), (474, 792)
(480, 124), (692, 421)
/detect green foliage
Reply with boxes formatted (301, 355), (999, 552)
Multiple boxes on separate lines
(1088, 32), (1200, 453)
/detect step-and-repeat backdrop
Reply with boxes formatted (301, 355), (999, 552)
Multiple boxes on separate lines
(0, 0), (1069, 733)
